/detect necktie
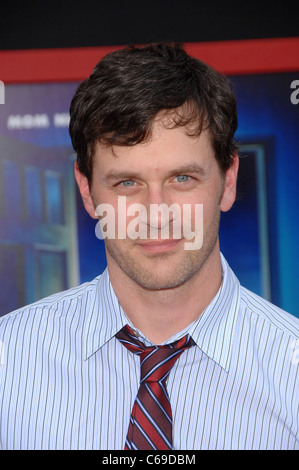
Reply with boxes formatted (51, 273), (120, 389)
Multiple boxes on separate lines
(115, 324), (195, 450)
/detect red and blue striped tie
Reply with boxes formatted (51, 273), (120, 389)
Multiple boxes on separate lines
(115, 324), (195, 450)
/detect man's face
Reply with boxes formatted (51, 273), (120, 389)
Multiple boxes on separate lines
(76, 117), (238, 290)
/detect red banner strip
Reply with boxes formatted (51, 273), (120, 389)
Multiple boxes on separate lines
(0, 37), (298, 83)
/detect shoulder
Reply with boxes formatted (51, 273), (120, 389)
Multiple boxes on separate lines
(0, 274), (102, 334)
(240, 285), (299, 339)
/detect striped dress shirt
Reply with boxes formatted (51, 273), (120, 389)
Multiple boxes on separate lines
(0, 254), (298, 450)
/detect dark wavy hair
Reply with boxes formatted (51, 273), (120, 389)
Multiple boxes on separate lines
(69, 43), (239, 184)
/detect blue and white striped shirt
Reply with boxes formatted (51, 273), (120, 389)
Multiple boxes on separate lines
(0, 254), (298, 450)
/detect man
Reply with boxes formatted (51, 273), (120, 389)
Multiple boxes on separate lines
(0, 43), (298, 450)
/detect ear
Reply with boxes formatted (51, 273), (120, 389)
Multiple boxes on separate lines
(220, 153), (239, 213)
(74, 162), (98, 219)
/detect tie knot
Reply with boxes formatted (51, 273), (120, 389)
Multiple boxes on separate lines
(115, 325), (195, 383)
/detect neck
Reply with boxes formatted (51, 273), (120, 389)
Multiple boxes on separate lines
(107, 245), (222, 344)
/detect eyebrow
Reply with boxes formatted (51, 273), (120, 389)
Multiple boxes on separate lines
(167, 164), (207, 178)
(104, 171), (143, 182)
(104, 163), (207, 182)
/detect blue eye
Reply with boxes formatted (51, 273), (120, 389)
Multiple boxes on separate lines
(121, 180), (136, 186)
(175, 175), (190, 183)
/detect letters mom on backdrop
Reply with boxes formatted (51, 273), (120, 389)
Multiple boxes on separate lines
(0, 38), (298, 317)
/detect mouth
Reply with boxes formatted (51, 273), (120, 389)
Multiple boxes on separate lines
(136, 238), (183, 253)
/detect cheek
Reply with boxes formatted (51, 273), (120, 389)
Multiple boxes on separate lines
(190, 185), (222, 212)
(195, 190), (222, 234)
(98, 196), (147, 241)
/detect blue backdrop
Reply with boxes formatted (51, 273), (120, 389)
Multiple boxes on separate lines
(0, 72), (298, 317)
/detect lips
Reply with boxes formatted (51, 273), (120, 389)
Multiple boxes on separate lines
(136, 239), (182, 253)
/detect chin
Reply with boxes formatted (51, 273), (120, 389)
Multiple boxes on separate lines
(131, 273), (189, 291)
(105, 230), (219, 292)
(110, 253), (204, 291)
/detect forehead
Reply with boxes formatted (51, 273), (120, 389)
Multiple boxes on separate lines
(93, 122), (215, 177)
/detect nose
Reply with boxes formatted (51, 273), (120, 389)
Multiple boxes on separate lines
(139, 185), (181, 236)
(145, 184), (167, 207)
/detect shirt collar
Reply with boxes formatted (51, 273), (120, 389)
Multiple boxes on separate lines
(84, 253), (240, 371)
(187, 253), (241, 371)
(83, 268), (128, 360)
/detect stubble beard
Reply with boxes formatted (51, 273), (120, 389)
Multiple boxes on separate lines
(104, 208), (221, 291)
